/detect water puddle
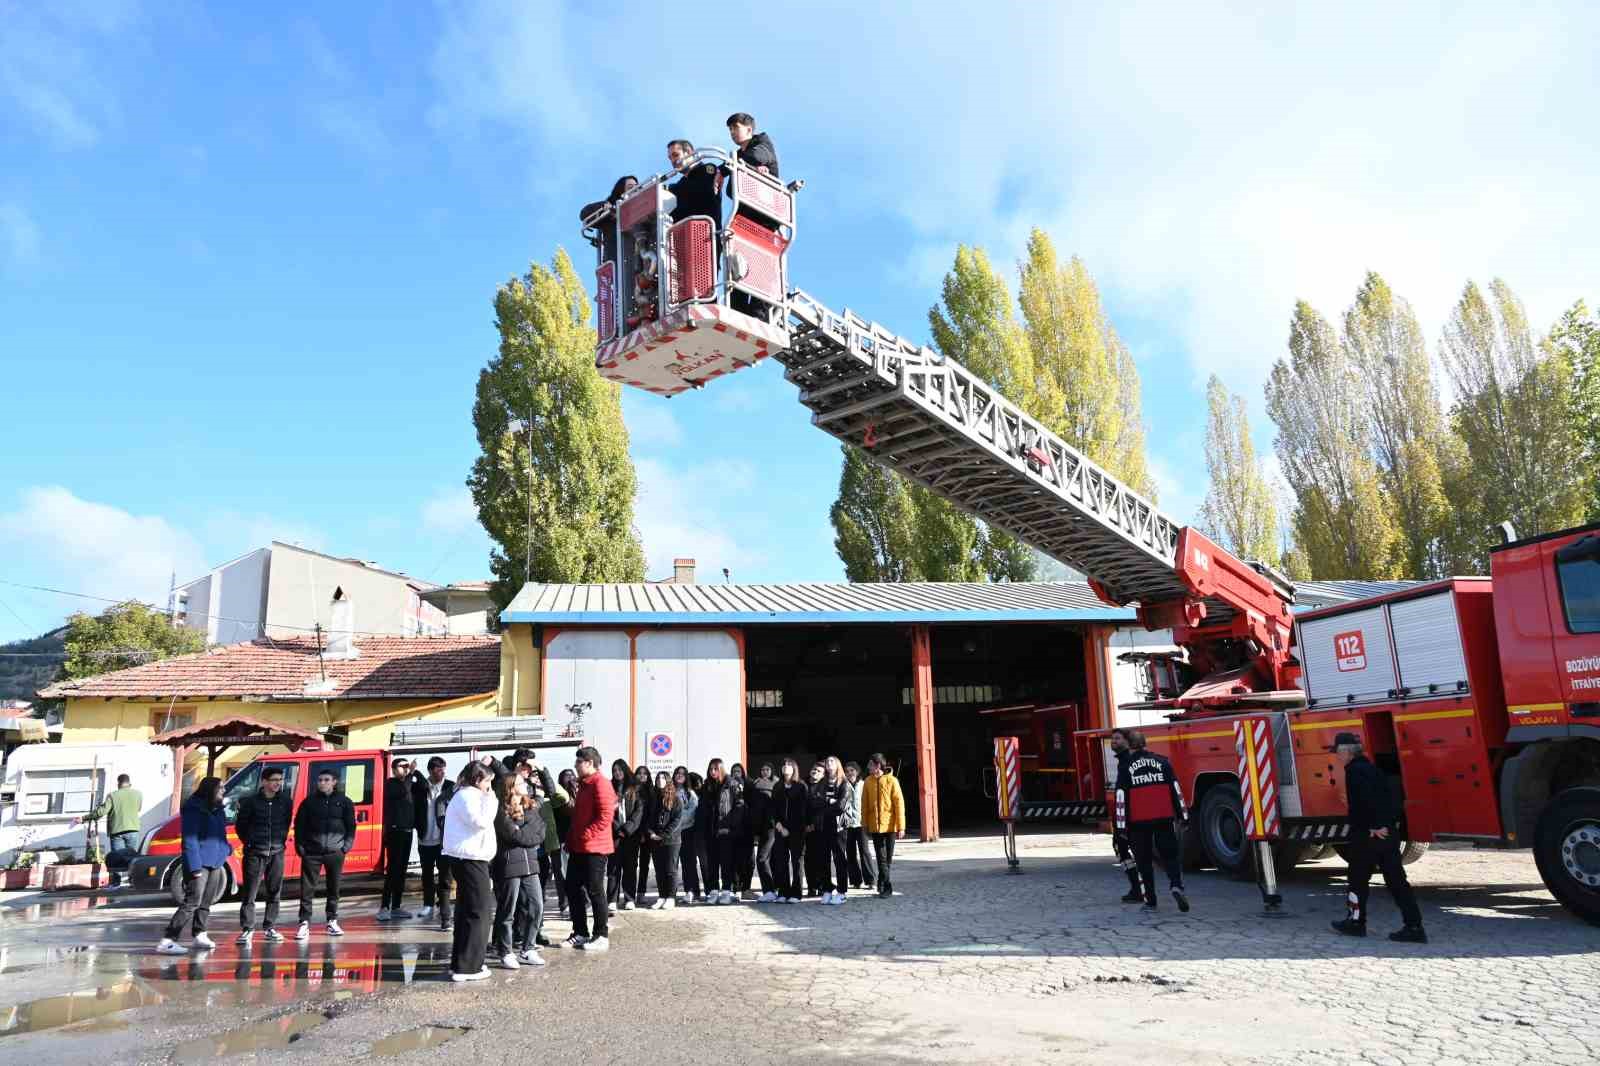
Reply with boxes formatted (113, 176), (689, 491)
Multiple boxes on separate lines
(173, 1009), (330, 1061)
(372, 1025), (472, 1055)
(0, 979), (164, 1037)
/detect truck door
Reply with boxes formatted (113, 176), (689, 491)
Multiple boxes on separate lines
(1548, 533), (1600, 726)
(306, 756), (379, 871)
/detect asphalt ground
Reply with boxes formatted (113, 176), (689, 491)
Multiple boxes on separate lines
(0, 832), (1595, 1065)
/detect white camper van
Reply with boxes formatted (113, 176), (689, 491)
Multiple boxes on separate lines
(0, 744), (176, 867)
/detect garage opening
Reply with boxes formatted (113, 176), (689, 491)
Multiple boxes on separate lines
(742, 623), (1090, 832)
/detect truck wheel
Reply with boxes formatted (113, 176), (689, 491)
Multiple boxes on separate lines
(1198, 787), (1251, 879)
(1533, 786), (1600, 926)
(1305, 845), (1338, 862)
(1399, 840), (1429, 865)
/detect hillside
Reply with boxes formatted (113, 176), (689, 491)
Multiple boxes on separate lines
(0, 627), (66, 702)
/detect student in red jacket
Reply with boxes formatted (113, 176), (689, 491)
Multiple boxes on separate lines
(562, 746), (616, 952)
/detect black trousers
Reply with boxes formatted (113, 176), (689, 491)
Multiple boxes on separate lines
(450, 858), (492, 976)
(1129, 820), (1184, 902)
(774, 831), (804, 897)
(618, 836), (647, 900)
(238, 849), (284, 931)
(297, 852), (345, 922)
(633, 836), (653, 899)
(680, 828), (702, 897)
(714, 833), (738, 893)
(419, 843), (452, 920)
(165, 865), (226, 938)
(490, 871), (540, 956)
(1346, 835), (1423, 927)
(652, 839), (681, 899)
(381, 829), (412, 910)
(846, 827), (877, 888)
(871, 833), (896, 894)
(754, 829), (778, 893)
(566, 851), (609, 939)
(734, 833), (755, 891)
(823, 826), (849, 895)
(804, 829), (829, 893)
(606, 845), (624, 903)
(1113, 832), (1142, 892)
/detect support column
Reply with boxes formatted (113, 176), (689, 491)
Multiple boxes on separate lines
(911, 624), (939, 842)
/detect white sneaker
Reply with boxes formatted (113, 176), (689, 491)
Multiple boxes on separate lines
(761, 892), (778, 903)
(578, 935), (609, 952)
(418, 906), (434, 920)
(376, 908), (392, 922)
(559, 933), (586, 950)
(836, 892), (848, 904)
(236, 930), (254, 945)
(156, 938), (186, 956)
(499, 952), (520, 969)
(193, 932), (216, 949)
(295, 922), (310, 941)
(650, 899), (665, 910)
(263, 928), (285, 943)
(517, 949), (545, 966)
(391, 908), (414, 919)
(450, 967), (491, 982)
(823, 892), (839, 905)
(326, 920), (344, 936)
(662, 898), (675, 910)
(620, 899), (635, 911)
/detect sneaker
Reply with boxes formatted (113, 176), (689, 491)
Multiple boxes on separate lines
(517, 949), (545, 966)
(236, 929), (254, 944)
(1388, 925), (1428, 944)
(418, 906), (434, 920)
(760, 892), (777, 903)
(535, 934), (552, 947)
(499, 952), (520, 969)
(607, 905), (616, 917)
(836, 892), (848, 904)
(326, 921), (345, 937)
(1172, 887), (1190, 913)
(156, 938), (186, 956)
(376, 909), (392, 922)
(620, 899), (635, 911)
(295, 922), (310, 941)
(391, 908), (413, 920)
(560, 933), (586, 950)
(650, 899), (665, 910)
(193, 932), (216, 950)
(1330, 919), (1367, 937)
(263, 928), (285, 943)
(693, 894), (707, 904)
(1121, 889), (1143, 904)
(782, 896), (798, 904)
(440, 920), (452, 932)
(662, 898), (675, 910)
(1140, 902), (1158, 913)
(450, 967), (491, 983)
(577, 935), (609, 953)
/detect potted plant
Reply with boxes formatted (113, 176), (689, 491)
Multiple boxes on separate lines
(3, 852), (45, 891)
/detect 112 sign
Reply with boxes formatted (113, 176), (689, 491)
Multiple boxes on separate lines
(1334, 630), (1367, 672)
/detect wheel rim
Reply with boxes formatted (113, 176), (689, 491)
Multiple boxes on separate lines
(1214, 806), (1244, 864)
(1560, 821), (1600, 888)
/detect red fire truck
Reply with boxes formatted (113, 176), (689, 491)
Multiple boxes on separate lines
(588, 153), (1600, 924)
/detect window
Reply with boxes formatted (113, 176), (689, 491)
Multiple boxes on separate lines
(1557, 536), (1600, 634)
(309, 759), (373, 805)
(21, 768), (104, 819)
(150, 705), (196, 733)
(901, 685), (1002, 706)
(746, 689), (784, 709)
(220, 762), (299, 822)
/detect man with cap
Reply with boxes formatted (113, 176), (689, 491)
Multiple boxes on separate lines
(1330, 731), (1426, 942)
(1107, 729), (1146, 904)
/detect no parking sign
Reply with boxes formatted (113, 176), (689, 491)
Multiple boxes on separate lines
(646, 731), (675, 775)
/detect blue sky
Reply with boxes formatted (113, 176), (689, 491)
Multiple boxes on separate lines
(3, 1), (1597, 642)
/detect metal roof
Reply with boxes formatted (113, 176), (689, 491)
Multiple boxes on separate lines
(501, 580), (1137, 626)
(1293, 579), (1424, 609)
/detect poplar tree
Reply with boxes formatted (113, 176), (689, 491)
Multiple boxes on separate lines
(1265, 302), (1400, 579)
(1199, 376), (1279, 564)
(1439, 279), (1588, 548)
(1548, 300), (1600, 521)
(469, 249), (644, 605)
(1342, 273), (1452, 578)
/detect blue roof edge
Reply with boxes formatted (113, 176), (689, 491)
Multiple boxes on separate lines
(499, 607), (1138, 626)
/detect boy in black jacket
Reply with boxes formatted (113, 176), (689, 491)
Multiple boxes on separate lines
(294, 770), (356, 939)
(235, 766), (291, 944)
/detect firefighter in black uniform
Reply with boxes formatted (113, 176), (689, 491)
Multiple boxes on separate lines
(1108, 729), (1144, 903)
(1329, 732), (1427, 942)
(1114, 730), (1190, 913)
(666, 140), (723, 227)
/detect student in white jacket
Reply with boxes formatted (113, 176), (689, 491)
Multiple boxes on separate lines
(443, 762), (499, 982)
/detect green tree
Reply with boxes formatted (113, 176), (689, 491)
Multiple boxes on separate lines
(60, 604), (204, 682)
(1016, 230), (1154, 496)
(1342, 272), (1453, 578)
(1265, 301), (1401, 579)
(1199, 376), (1279, 564)
(1548, 300), (1600, 521)
(831, 445), (917, 582)
(1439, 279), (1588, 549)
(469, 249), (644, 605)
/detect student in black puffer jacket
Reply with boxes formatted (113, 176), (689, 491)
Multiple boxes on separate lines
(646, 770), (686, 909)
(489, 774), (546, 968)
(619, 764), (653, 909)
(772, 758), (809, 904)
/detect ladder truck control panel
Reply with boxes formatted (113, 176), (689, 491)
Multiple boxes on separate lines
(586, 158), (1600, 926)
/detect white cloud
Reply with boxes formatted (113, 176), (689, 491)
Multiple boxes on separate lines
(624, 400), (683, 449)
(0, 3), (138, 148)
(632, 457), (767, 581)
(0, 203), (41, 268)
(421, 486), (479, 534)
(0, 486), (207, 616)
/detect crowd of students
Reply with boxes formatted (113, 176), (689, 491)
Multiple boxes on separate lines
(153, 744), (908, 984)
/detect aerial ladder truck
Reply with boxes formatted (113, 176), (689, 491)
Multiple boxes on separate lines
(584, 150), (1600, 926)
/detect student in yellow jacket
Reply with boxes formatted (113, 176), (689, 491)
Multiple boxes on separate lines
(859, 753), (906, 898)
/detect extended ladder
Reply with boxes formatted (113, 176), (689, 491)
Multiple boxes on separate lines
(774, 290), (1186, 607)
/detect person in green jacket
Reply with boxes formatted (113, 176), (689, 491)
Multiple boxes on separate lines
(77, 773), (143, 889)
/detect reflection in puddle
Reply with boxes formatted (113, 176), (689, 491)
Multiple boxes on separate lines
(173, 1010), (329, 1061)
(372, 1025), (472, 1055)
(0, 979), (164, 1037)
